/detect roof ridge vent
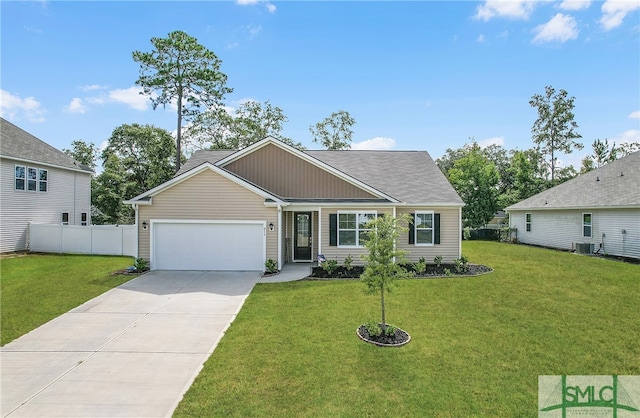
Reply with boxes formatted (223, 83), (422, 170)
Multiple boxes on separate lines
(596, 176), (600, 181)
(620, 171), (624, 176)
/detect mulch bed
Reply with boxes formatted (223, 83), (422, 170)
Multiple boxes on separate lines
(356, 324), (411, 347)
(309, 263), (492, 280)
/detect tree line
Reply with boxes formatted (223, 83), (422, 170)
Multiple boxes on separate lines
(437, 86), (638, 229)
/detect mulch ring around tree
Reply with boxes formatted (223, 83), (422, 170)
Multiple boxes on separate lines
(308, 263), (492, 280)
(357, 324), (411, 347)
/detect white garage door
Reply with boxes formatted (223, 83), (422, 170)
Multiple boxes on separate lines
(152, 221), (265, 271)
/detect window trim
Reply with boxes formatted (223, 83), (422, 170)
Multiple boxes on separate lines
(525, 213), (532, 232)
(582, 213), (592, 238)
(39, 168), (48, 192)
(81, 212), (88, 226)
(61, 212), (69, 225)
(337, 211), (377, 247)
(414, 210), (435, 246)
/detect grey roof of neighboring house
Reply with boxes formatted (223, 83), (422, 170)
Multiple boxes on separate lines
(506, 150), (640, 211)
(177, 146), (463, 205)
(0, 118), (93, 172)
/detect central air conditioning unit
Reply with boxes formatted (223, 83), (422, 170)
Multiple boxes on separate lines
(575, 243), (594, 254)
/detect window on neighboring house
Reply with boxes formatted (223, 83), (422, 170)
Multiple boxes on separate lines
(338, 212), (376, 246)
(62, 213), (69, 225)
(27, 167), (38, 191)
(15, 165), (25, 190)
(583, 213), (592, 238)
(39, 169), (48, 192)
(81, 212), (88, 226)
(415, 211), (434, 245)
(525, 213), (532, 232)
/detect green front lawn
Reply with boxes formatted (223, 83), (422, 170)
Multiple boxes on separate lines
(0, 254), (134, 346)
(175, 241), (639, 417)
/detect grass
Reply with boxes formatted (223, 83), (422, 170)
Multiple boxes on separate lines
(174, 241), (640, 417)
(0, 253), (134, 346)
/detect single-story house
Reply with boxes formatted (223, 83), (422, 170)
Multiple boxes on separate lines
(0, 118), (93, 253)
(505, 151), (640, 259)
(126, 137), (464, 271)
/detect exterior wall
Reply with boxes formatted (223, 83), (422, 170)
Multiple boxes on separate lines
(137, 169), (278, 263)
(224, 144), (376, 199)
(0, 157), (92, 253)
(509, 209), (640, 259)
(396, 206), (462, 263)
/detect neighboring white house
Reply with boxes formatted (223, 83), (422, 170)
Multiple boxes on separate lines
(0, 118), (93, 253)
(506, 151), (640, 259)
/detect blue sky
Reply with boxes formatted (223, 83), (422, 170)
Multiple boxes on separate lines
(2, 1), (639, 167)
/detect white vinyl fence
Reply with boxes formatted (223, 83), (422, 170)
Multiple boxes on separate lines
(29, 223), (137, 257)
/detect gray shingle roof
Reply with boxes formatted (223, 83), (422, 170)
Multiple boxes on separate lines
(506, 151), (640, 210)
(0, 118), (93, 172)
(177, 145), (463, 205)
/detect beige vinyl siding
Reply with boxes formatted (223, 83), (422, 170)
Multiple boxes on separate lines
(137, 169), (278, 262)
(0, 157), (92, 253)
(225, 143), (377, 199)
(396, 207), (461, 263)
(510, 208), (640, 259)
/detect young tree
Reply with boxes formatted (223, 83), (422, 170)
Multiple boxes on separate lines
(618, 141), (640, 156)
(133, 30), (232, 171)
(447, 143), (500, 228)
(309, 110), (355, 150)
(360, 214), (413, 330)
(529, 86), (583, 182)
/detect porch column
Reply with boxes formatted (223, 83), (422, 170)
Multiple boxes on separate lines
(278, 205), (283, 269)
(318, 207), (322, 260)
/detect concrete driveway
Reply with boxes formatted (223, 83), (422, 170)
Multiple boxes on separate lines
(1, 270), (261, 417)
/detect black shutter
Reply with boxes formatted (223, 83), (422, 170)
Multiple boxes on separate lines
(329, 214), (337, 246)
(408, 213), (415, 244)
(434, 213), (441, 245)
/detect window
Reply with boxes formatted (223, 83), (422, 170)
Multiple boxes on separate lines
(415, 211), (434, 245)
(61, 213), (69, 225)
(81, 212), (88, 226)
(14, 165), (47, 192)
(583, 213), (592, 238)
(338, 212), (376, 246)
(39, 169), (48, 192)
(525, 213), (532, 232)
(27, 167), (37, 191)
(15, 165), (25, 190)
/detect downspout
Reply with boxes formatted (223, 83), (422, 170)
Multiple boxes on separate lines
(277, 205), (283, 270)
(459, 207), (463, 258)
(318, 207), (322, 261)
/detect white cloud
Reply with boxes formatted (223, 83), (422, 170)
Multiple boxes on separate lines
(65, 98), (86, 113)
(610, 129), (640, 143)
(108, 86), (148, 111)
(478, 136), (505, 148)
(600, 0), (640, 31)
(247, 24), (262, 38)
(559, 0), (591, 10)
(532, 13), (579, 43)
(350, 137), (396, 150)
(0, 89), (46, 122)
(474, 0), (536, 21)
(80, 84), (108, 92)
(477, 34), (486, 43)
(236, 0), (276, 13)
(629, 110), (640, 119)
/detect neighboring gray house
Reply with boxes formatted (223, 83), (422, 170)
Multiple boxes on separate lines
(506, 151), (640, 259)
(126, 137), (464, 271)
(0, 118), (93, 253)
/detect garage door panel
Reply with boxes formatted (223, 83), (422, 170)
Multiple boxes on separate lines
(153, 222), (264, 271)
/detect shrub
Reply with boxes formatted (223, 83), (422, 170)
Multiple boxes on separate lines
(384, 324), (398, 336)
(453, 255), (469, 273)
(134, 258), (148, 272)
(265, 259), (278, 274)
(414, 260), (426, 275)
(364, 321), (382, 337)
(434, 255), (443, 267)
(321, 259), (339, 276)
(343, 254), (354, 271)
